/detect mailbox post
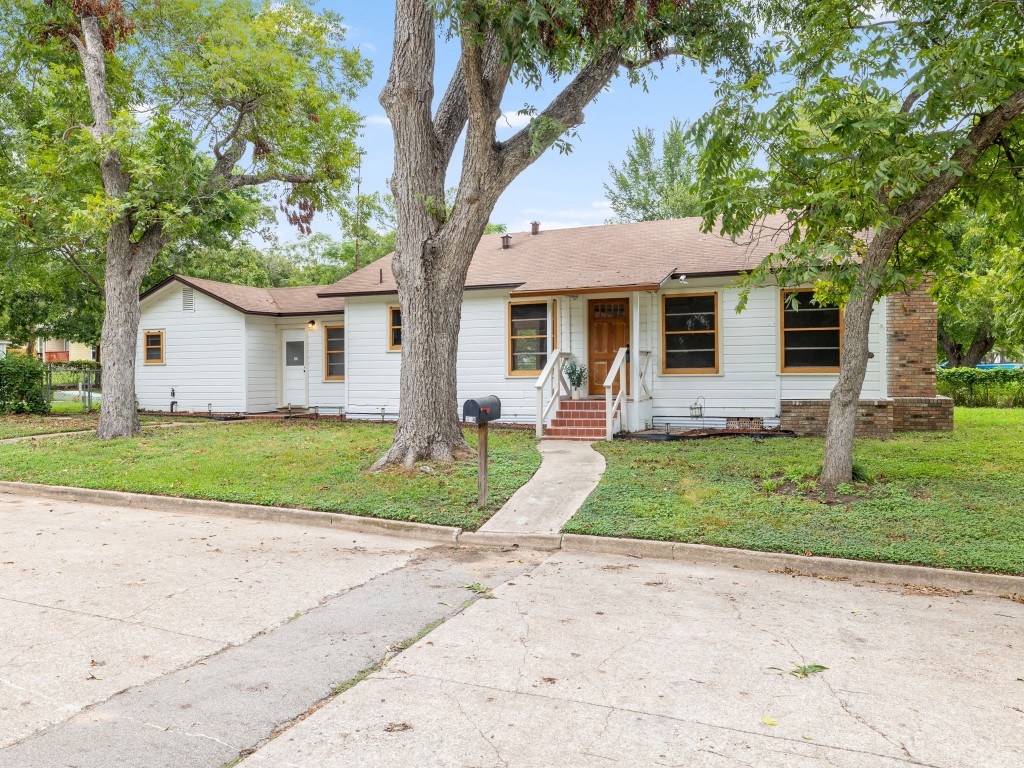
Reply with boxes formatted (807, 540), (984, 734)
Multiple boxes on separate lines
(463, 396), (501, 508)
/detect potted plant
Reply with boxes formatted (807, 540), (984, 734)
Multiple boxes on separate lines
(563, 358), (588, 399)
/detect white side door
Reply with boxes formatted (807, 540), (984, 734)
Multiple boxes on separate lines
(281, 329), (307, 406)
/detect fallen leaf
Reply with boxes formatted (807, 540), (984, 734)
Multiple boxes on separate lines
(761, 714), (778, 727)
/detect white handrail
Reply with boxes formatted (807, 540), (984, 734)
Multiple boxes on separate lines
(534, 350), (572, 438)
(604, 347), (629, 441)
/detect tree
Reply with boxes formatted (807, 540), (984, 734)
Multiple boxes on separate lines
(929, 210), (1024, 367)
(7, 0), (369, 438)
(374, 0), (753, 468)
(604, 118), (701, 222)
(692, 0), (1024, 488)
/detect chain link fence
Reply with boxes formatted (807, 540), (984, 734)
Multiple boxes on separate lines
(44, 364), (102, 414)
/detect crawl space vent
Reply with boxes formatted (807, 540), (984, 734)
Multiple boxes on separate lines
(182, 287), (195, 312)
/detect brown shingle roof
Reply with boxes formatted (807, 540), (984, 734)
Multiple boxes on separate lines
(143, 275), (346, 316)
(319, 216), (793, 298)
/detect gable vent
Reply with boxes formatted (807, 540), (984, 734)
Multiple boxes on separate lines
(182, 287), (195, 312)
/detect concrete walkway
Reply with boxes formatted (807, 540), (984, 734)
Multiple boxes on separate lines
(479, 441), (605, 534)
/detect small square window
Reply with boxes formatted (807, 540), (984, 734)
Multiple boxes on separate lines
(144, 331), (164, 364)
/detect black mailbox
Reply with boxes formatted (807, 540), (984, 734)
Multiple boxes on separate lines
(463, 395), (501, 424)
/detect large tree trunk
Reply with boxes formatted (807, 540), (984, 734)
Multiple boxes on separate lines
(819, 241), (889, 490)
(97, 227), (143, 438)
(371, 236), (477, 468)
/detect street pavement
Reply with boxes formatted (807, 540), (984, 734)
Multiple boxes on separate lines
(2, 492), (1023, 767)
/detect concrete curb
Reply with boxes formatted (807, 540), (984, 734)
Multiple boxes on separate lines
(0, 482), (460, 544)
(2, 481), (1021, 597)
(459, 531), (563, 551)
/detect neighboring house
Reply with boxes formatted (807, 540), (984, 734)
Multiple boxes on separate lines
(136, 277), (347, 414)
(37, 338), (96, 363)
(137, 218), (952, 437)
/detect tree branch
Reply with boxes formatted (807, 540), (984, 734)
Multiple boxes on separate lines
(891, 88), (1024, 232)
(496, 49), (622, 186)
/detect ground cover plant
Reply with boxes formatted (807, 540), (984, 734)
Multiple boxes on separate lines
(566, 409), (1024, 574)
(0, 420), (541, 529)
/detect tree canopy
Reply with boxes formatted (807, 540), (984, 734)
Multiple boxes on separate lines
(692, 0), (1024, 486)
(604, 118), (701, 223)
(0, 0), (371, 436)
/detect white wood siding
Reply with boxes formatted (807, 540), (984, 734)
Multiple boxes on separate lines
(244, 316), (278, 412)
(137, 285), (246, 412)
(305, 316), (348, 413)
(314, 283), (891, 426)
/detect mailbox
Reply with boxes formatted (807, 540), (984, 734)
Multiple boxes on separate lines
(463, 395), (501, 424)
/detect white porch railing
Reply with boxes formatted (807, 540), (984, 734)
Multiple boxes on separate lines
(604, 347), (629, 441)
(534, 349), (572, 438)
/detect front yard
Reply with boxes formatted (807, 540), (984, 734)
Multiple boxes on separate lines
(0, 420), (541, 529)
(566, 409), (1024, 574)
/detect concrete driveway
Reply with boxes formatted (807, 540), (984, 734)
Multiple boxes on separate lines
(2, 493), (1023, 767)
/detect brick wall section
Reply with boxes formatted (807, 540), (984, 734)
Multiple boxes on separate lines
(891, 396), (954, 432)
(887, 284), (939, 398)
(780, 400), (894, 438)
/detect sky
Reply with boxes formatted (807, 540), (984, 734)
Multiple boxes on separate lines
(282, 1), (725, 242)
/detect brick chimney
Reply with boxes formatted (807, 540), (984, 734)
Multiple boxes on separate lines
(886, 282), (938, 397)
(886, 280), (953, 431)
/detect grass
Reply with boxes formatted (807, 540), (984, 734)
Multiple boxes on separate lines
(565, 409), (1024, 575)
(0, 412), (204, 440)
(0, 420), (541, 529)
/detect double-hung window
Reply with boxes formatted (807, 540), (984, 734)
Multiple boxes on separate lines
(780, 289), (842, 372)
(144, 330), (164, 365)
(508, 302), (548, 375)
(324, 325), (345, 380)
(662, 294), (718, 374)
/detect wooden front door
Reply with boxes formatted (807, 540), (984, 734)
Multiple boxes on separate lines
(587, 298), (629, 395)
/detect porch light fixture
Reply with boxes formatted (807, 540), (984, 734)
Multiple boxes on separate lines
(307, 320), (316, 330)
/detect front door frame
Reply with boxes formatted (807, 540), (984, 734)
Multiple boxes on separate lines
(279, 326), (309, 407)
(586, 297), (630, 396)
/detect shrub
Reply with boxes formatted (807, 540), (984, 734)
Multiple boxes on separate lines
(937, 368), (1024, 408)
(0, 355), (49, 414)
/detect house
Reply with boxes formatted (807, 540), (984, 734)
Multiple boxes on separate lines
(136, 276), (347, 414)
(136, 218), (953, 437)
(37, 338), (96, 363)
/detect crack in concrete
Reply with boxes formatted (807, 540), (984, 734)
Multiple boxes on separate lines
(0, 595), (223, 646)
(446, 680), (509, 767)
(406, 672), (946, 768)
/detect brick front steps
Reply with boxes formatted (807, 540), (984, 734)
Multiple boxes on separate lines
(544, 399), (607, 441)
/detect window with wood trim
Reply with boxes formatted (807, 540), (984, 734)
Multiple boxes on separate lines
(508, 302), (548, 375)
(662, 293), (718, 373)
(144, 330), (164, 365)
(388, 306), (402, 350)
(324, 325), (345, 380)
(780, 289), (842, 372)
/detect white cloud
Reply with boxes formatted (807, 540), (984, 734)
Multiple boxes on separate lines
(497, 110), (532, 131)
(364, 114), (391, 127)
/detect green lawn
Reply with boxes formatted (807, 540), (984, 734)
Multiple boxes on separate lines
(0, 420), (541, 529)
(0, 413), (204, 440)
(0, 414), (101, 440)
(566, 409), (1024, 575)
